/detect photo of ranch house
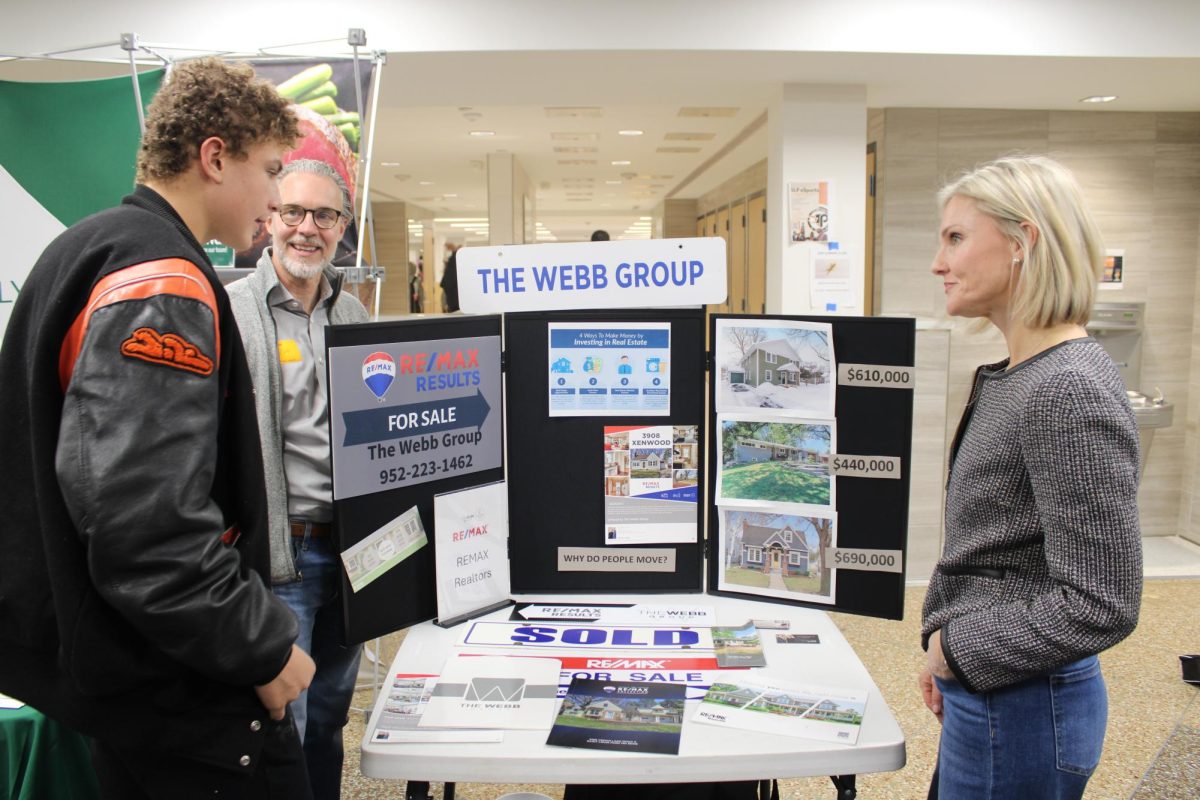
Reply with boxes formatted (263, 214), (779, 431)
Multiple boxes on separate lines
(719, 420), (832, 506)
(631, 447), (672, 478)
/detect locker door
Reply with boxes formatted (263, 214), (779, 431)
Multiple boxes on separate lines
(729, 198), (747, 314)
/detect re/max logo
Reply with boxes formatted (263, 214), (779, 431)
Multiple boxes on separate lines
(510, 626), (699, 647)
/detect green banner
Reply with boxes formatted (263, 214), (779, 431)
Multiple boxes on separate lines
(0, 69), (162, 227)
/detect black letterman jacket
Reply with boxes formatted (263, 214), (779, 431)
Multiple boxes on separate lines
(0, 186), (297, 772)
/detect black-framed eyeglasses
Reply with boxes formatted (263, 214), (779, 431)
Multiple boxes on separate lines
(277, 205), (343, 229)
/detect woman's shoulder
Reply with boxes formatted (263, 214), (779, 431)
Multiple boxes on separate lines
(1014, 339), (1130, 418)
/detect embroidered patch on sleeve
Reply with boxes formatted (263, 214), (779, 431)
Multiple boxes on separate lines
(120, 327), (215, 376)
(278, 339), (303, 364)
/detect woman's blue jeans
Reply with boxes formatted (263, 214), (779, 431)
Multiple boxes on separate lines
(929, 656), (1107, 799)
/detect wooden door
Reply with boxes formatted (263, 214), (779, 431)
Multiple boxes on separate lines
(747, 193), (766, 315)
(865, 143), (877, 315)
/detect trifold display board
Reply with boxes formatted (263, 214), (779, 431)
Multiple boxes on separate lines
(329, 309), (913, 644)
(328, 315), (505, 644)
(706, 313), (913, 621)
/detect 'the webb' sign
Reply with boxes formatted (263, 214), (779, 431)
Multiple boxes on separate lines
(456, 237), (728, 313)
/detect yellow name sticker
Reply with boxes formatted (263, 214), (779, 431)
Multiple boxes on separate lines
(278, 339), (302, 364)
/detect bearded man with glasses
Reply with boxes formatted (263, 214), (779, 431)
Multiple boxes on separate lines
(227, 158), (369, 800)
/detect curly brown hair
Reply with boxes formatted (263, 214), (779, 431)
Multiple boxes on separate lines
(135, 58), (299, 183)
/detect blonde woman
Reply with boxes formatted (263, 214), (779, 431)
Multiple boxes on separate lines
(920, 156), (1142, 799)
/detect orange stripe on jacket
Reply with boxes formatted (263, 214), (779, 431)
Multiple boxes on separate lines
(59, 259), (220, 391)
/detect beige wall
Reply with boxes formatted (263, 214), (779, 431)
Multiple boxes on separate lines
(875, 109), (1200, 564)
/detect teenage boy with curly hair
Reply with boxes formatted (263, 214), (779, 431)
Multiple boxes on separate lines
(0, 58), (316, 799)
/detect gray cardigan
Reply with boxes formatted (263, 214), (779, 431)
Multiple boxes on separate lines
(922, 338), (1142, 693)
(226, 249), (369, 584)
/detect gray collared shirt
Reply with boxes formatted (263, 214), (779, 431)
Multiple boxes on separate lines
(267, 273), (335, 523)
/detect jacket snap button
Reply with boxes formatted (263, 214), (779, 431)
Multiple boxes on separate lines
(239, 755), (251, 767)
(250, 720), (262, 732)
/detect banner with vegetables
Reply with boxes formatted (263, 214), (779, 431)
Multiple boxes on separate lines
(0, 69), (162, 339)
(243, 58), (375, 267)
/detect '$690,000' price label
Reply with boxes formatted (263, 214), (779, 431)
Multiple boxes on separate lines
(824, 547), (904, 574)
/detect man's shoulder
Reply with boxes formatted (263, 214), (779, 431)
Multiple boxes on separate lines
(335, 288), (370, 322)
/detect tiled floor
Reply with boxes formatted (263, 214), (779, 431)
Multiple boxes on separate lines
(341, 577), (1200, 799)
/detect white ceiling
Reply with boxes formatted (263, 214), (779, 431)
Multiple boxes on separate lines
(3, 1), (1199, 244)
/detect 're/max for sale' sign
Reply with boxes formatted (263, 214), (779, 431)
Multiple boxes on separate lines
(328, 335), (503, 500)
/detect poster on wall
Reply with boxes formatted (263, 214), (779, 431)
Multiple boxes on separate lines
(810, 248), (858, 312)
(713, 318), (835, 416)
(547, 322), (671, 417)
(1100, 248), (1125, 290)
(717, 507), (838, 606)
(788, 181), (832, 243)
(328, 334), (503, 500)
(602, 425), (698, 544)
(242, 58), (375, 267)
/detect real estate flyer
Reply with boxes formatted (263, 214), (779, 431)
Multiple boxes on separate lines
(547, 322), (672, 417)
(711, 620), (767, 668)
(418, 655), (562, 730)
(693, 675), (868, 745)
(371, 674), (503, 743)
(603, 425), (699, 544)
(548, 677), (686, 754)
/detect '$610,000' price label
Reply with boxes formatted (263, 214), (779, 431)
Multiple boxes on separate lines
(837, 363), (914, 389)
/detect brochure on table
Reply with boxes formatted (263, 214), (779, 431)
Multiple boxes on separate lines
(328, 238), (912, 644)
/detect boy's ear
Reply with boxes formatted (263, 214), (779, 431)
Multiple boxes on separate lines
(197, 137), (228, 183)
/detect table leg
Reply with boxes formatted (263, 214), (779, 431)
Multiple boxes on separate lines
(830, 774), (857, 799)
(403, 781), (455, 799)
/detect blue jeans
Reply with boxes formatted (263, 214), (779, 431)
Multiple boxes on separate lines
(273, 531), (361, 800)
(930, 656), (1107, 799)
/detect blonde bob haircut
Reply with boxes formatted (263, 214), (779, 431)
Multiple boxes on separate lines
(937, 155), (1104, 329)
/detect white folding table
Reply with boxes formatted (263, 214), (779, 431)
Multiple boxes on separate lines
(360, 593), (906, 799)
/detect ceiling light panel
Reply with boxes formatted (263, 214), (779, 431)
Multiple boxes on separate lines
(551, 132), (599, 141)
(553, 146), (598, 154)
(657, 146), (702, 153)
(558, 159), (598, 166)
(664, 132), (716, 141)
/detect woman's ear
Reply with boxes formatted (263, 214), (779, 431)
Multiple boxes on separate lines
(1016, 221), (1040, 262)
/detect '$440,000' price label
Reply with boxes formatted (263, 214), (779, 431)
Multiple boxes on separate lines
(830, 454), (902, 479)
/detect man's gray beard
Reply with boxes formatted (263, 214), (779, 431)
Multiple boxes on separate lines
(279, 240), (330, 281)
